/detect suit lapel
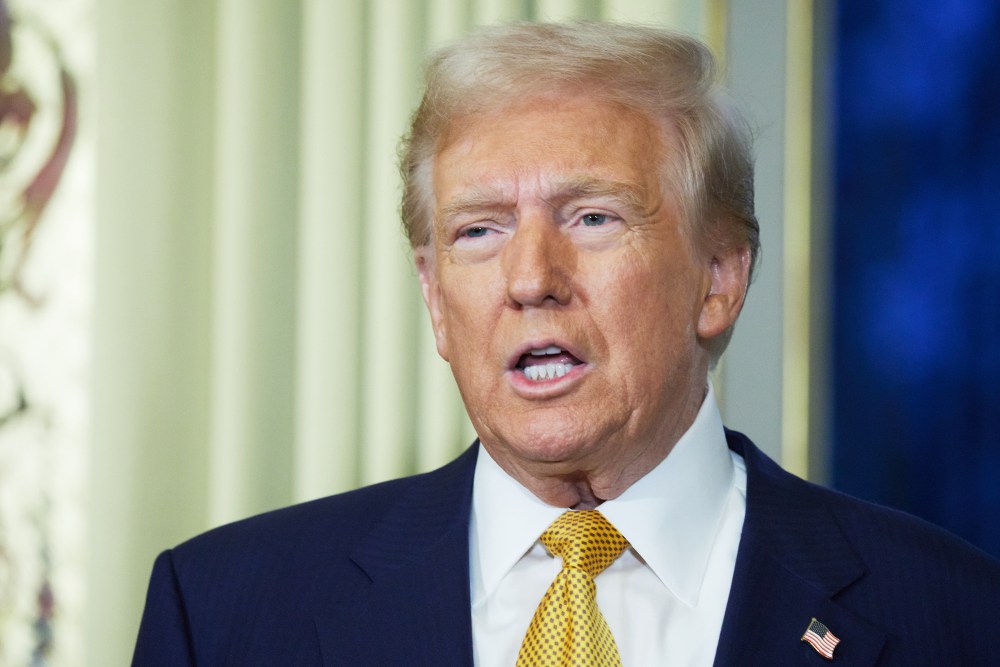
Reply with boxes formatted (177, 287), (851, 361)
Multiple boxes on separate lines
(715, 432), (886, 665)
(315, 446), (478, 666)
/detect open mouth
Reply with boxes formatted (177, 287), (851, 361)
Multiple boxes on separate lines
(514, 344), (584, 382)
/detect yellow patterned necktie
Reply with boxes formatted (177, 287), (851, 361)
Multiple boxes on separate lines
(516, 510), (629, 667)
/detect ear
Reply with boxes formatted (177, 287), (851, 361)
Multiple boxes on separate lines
(415, 247), (450, 361)
(697, 244), (752, 340)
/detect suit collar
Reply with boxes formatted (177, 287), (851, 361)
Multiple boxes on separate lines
(729, 431), (865, 596)
(715, 430), (886, 665)
(348, 444), (478, 581)
(316, 445), (479, 666)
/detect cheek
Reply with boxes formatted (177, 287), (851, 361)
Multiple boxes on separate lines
(596, 253), (695, 319)
(598, 264), (702, 362)
(437, 281), (499, 369)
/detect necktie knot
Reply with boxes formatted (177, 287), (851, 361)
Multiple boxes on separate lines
(517, 510), (628, 666)
(540, 510), (628, 578)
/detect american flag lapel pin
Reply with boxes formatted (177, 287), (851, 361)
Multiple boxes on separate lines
(801, 617), (841, 660)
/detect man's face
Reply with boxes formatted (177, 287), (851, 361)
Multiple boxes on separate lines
(417, 93), (746, 496)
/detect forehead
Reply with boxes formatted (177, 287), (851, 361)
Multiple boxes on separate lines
(432, 94), (672, 212)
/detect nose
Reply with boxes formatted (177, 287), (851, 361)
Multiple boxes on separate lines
(502, 215), (573, 308)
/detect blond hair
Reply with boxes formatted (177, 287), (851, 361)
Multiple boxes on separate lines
(399, 21), (760, 281)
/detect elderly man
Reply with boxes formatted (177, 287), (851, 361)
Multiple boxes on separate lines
(134, 22), (999, 666)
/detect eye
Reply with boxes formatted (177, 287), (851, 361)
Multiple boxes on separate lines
(581, 213), (610, 226)
(461, 226), (491, 238)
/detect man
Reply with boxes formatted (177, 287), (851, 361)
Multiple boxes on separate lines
(133, 22), (1000, 666)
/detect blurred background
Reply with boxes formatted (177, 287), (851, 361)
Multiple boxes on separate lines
(0, 0), (996, 664)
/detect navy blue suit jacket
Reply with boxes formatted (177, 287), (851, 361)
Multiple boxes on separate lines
(133, 431), (1000, 665)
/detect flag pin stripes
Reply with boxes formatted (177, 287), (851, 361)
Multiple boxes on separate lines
(801, 617), (841, 660)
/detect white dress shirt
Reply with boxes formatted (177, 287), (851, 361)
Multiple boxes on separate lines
(469, 387), (747, 666)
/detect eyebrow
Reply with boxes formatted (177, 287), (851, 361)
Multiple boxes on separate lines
(542, 177), (651, 214)
(437, 177), (653, 225)
(437, 187), (514, 224)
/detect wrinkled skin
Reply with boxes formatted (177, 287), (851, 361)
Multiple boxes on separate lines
(416, 93), (750, 508)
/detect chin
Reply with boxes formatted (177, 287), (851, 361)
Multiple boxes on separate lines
(475, 402), (621, 468)
(503, 419), (604, 465)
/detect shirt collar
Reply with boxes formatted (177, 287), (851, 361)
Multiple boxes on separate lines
(470, 443), (564, 607)
(598, 385), (734, 606)
(470, 384), (735, 608)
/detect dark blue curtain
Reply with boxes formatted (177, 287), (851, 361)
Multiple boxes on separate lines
(833, 0), (1000, 557)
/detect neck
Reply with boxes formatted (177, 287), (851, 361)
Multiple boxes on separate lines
(497, 451), (674, 508)
(484, 412), (698, 508)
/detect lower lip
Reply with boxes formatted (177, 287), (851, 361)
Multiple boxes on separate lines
(507, 363), (589, 395)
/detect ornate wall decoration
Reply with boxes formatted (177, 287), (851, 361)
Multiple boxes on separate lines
(0, 0), (90, 663)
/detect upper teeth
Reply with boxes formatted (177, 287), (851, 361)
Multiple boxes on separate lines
(529, 345), (563, 356)
(524, 363), (573, 381)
